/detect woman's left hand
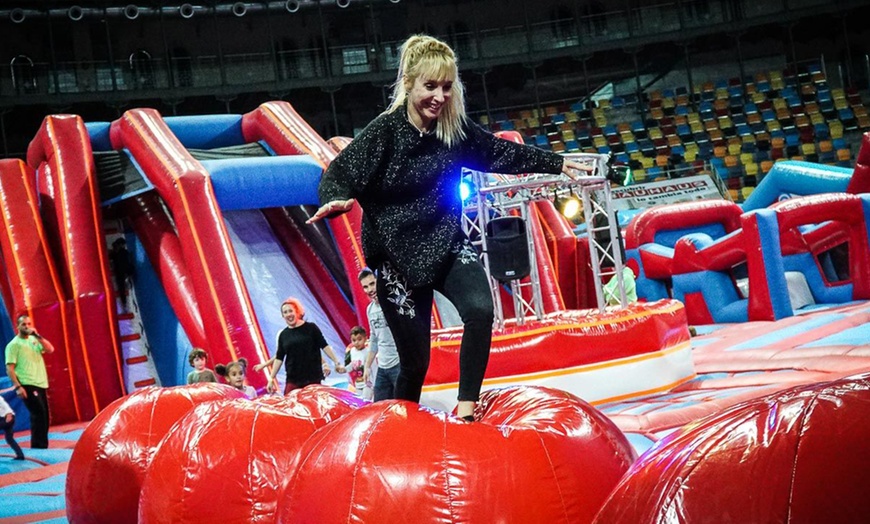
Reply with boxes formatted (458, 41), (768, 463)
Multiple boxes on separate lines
(307, 199), (356, 224)
(561, 158), (594, 180)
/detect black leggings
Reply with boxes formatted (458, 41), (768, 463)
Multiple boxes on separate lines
(377, 249), (494, 403)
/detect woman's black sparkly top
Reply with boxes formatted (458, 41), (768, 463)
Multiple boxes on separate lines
(319, 108), (564, 288)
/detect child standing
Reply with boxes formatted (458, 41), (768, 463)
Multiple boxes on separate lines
(186, 348), (217, 384)
(345, 326), (373, 400)
(216, 358), (257, 399)
(109, 237), (135, 312)
(0, 394), (25, 460)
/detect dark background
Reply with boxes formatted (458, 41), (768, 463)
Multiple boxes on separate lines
(1, 0), (867, 156)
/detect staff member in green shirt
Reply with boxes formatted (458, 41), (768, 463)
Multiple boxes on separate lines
(5, 314), (55, 449)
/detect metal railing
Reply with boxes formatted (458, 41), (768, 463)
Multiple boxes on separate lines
(462, 153), (624, 327)
(0, 0), (856, 102)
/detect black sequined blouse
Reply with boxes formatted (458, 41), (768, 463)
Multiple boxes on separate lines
(319, 108), (564, 288)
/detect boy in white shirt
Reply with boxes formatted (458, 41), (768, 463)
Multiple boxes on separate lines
(359, 269), (400, 401)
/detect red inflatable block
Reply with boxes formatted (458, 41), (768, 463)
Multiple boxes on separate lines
(139, 386), (364, 523)
(277, 386), (636, 523)
(66, 384), (246, 524)
(594, 372), (870, 523)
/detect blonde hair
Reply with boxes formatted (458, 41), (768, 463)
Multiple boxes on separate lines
(387, 34), (467, 148)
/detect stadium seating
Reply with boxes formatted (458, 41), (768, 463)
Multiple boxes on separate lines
(479, 62), (867, 202)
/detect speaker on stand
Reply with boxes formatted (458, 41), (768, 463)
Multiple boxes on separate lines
(485, 216), (530, 282)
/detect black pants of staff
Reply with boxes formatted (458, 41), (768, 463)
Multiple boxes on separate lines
(377, 250), (494, 404)
(21, 385), (50, 449)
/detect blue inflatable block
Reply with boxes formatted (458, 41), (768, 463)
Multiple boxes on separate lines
(0, 380), (28, 431)
(128, 232), (193, 387)
(654, 223), (728, 249)
(201, 155), (323, 210)
(0, 311), (13, 374)
(85, 122), (113, 152)
(164, 114), (245, 149)
(783, 252), (852, 304)
(742, 161), (852, 211)
(753, 209), (793, 320)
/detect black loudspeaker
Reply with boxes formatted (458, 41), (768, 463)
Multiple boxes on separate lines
(485, 216), (530, 282)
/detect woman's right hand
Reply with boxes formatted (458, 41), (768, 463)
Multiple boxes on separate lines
(561, 158), (594, 180)
(306, 199), (356, 224)
(266, 378), (277, 394)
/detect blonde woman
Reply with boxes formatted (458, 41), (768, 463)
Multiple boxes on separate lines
(309, 35), (590, 421)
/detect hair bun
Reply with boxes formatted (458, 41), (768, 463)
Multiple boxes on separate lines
(404, 34), (455, 61)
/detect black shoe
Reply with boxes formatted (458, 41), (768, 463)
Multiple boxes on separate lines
(461, 415), (475, 423)
(13, 455), (25, 460)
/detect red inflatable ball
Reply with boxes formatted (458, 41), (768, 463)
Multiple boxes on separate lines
(277, 385), (636, 523)
(138, 385), (364, 523)
(66, 383), (246, 524)
(258, 383), (368, 423)
(594, 373), (870, 523)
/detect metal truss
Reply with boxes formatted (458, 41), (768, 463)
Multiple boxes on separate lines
(461, 152), (628, 329)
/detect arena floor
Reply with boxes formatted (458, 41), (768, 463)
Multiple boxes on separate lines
(2, 301), (870, 522)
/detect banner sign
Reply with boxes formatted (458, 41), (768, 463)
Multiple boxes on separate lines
(610, 175), (724, 210)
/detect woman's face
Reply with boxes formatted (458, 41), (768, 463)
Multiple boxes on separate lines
(407, 75), (453, 129)
(282, 304), (298, 327)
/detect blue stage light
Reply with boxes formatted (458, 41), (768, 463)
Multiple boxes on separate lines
(459, 180), (472, 202)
